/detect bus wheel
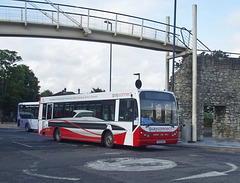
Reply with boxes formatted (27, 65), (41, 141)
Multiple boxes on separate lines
(54, 128), (62, 143)
(103, 131), (114, 148)
(25, 124), (30, 132)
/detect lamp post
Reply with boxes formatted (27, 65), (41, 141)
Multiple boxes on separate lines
(104, 20), (113, 92)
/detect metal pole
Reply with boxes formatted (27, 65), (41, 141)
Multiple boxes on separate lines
(25, 1), (27, 26)
(57, 5), (59, 29)
(140, 19), (144, 41)
(171, 0), (177, 92)
(104, 20), (113, 92)
(110, 23), (113, 92)
(110, 41), (112, 92)
(114, 14), (118, 36)
(87, 10), (90, 29)
(165, 16), (170, 91)
(192, 4), (197, 142)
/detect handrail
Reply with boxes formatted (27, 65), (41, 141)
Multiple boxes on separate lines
(28, 1), (58, 24)
(0, 0), (211, 51)
(180, 27), (211, 51)
(44, 0), (82, 27)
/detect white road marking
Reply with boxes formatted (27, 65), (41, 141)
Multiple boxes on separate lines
(23, 161), (81, 181)
(30, 162), (38, 169)
(23, 169), (81, 181)
(12, 141), (32, 148)
(105, 152), (121, 155)
(85, 157), (177, 171)
(174, 163), (238, 181)
(189, 154), (200, 157)
(61, 143), (77, 147)
(224, 163), (238, 173)
(83, 144), (92, 147)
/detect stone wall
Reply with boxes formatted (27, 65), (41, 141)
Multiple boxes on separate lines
(174, 53), (240, 140)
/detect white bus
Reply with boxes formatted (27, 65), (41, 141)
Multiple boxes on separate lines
(38, 90), (179, 148)
(17, 102), (39, 132)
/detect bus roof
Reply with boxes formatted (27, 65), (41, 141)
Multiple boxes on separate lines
(39, 89), (175, 103)
(18, 101), (39, 106)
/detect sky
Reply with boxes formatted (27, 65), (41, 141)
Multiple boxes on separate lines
(1, 0), (240, 94)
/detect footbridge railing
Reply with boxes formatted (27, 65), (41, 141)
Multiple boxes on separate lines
(0, 0), (210, 52)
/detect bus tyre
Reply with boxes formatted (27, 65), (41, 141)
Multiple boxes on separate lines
(103, 131), (114, 148)
(25, 124), (30, 132)
(54, 128), (62, 143)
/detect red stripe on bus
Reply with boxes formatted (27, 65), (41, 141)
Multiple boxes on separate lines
(49, 119), (102, 136)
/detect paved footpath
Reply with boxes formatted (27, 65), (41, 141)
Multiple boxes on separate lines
(0, 122), (19, 129)
(1, 122), (240, 152)
(177, 137), (240, 153)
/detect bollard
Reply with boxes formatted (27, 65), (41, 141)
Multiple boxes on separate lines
(182, 120), (191, 142)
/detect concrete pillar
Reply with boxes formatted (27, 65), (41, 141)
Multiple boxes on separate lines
(192, 4), (197, 142)
(165, 16), (170, 91)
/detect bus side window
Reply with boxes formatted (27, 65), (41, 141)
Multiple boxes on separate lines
(119, 99), (132, 121)
(75, 102), (88, 110)
(102, 100), (115, 121)
(53, 103), (64, 118)
(42, 104), (47, 120)
(119, 99), (138, 121)
(47, 104), (53, 120)
(64, 102), (75, 117)
(133, 100), (138, 120)
(88, 102), (102, 119)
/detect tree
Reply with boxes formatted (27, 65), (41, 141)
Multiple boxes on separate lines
(0, 49), (40, 122)
(91, 87), (105, 93)
(0, 50), (22, 122)
(40, 90), (53, 97)
(3, 64), (40, 121)
(0, 49), (22, 70)
(212, 50), (229, 58)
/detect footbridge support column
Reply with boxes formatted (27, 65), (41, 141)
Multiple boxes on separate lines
(192, 4), (197, 142)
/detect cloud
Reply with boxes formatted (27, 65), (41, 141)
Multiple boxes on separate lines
(227, 33), (240, 54)
(219, 10), (240, 53)
(1, 36), (167, 94)
(0, 37), (108, 93)
(226, 11), (240, 28)
(1, 0), (196, 95)
(111, 45), (166, 91)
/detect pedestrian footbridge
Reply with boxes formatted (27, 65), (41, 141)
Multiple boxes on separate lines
(0, 0), (209, 53)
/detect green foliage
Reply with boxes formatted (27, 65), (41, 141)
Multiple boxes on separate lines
(204, 106), (213, 127)
(91, 87), (105, 93)
(204, 112), (213, 127)
(212, 50), (229, 58)
(0, 49), (40, 121)
(2, 65), (40, 119)
(40, 90), (53, 97)
(0, 49), (22, 71)
(198, 50), (229, 59)
(175, 58), (183, 70)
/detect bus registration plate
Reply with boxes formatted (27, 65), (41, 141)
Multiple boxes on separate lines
(157, 140), (166, 144)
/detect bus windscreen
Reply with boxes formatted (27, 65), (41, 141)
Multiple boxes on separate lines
(140, 91), (178, 126)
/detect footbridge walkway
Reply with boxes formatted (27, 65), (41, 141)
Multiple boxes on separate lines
(0, 0), (210, 53)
